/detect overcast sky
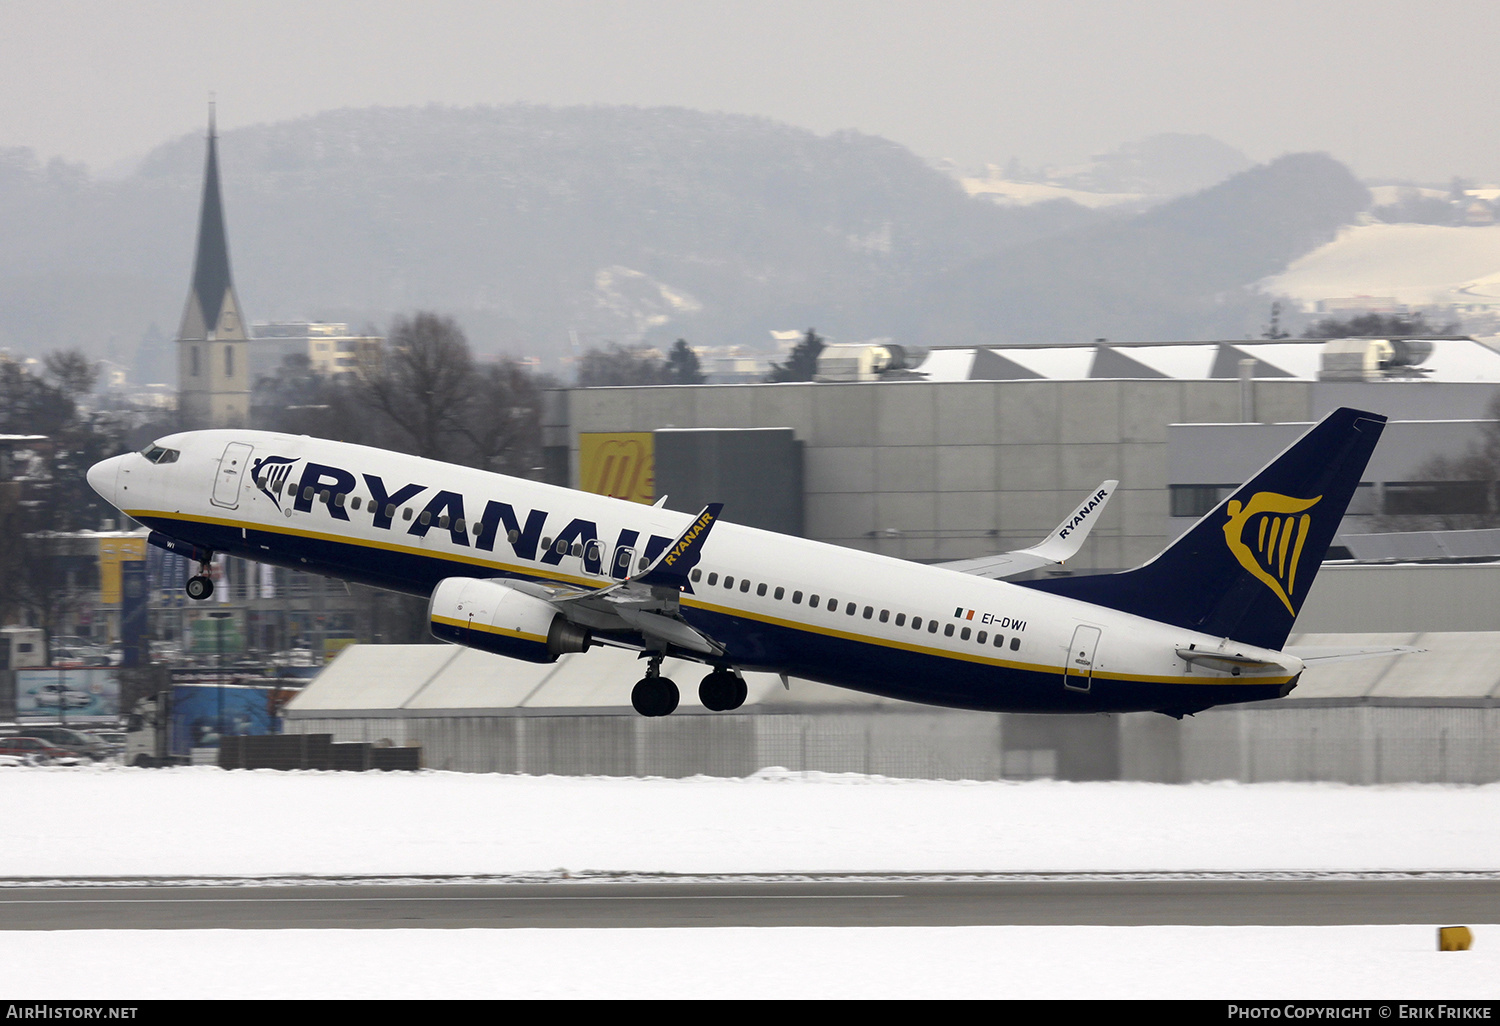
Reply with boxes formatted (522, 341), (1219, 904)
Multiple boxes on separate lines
(4, 0), (1496, 184)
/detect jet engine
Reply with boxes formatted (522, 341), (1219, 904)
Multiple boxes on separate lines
(428, 577), (592, 663)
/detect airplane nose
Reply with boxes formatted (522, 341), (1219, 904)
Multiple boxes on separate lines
(86, 455), (122, 504)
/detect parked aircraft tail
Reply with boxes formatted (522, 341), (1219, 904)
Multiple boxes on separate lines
(1022, 407), (1386, 651)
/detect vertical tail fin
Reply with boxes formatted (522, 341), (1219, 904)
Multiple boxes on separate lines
(1022, 408), (1386, 650)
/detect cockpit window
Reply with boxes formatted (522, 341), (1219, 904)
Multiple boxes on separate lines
(140, 444), (180, 465)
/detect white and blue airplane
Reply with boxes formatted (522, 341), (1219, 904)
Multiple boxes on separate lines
(86, 406), (1386, 717)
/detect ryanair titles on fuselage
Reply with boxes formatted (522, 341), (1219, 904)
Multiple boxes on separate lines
(253, 456), (678, 581)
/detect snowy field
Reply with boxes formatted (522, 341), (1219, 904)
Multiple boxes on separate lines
(2, 765), (1497, 998)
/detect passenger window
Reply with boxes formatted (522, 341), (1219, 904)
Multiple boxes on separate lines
(826, 597), (837, 610)
(707, 573), (718, 586)
(774, 587), (784, 600)
(303, 487), (314, 501)
(960, 627), (970, 641)
(639, 557), (649, 570)
(792, 591), (803, 604)
(846, 603), (856, 616)
(977, 631), (987, 644)
(402, 508), (413, 521)
(810, 594), (819, 606)
(740, 579), (750, 593)
(725, 576), (735, 589)
(541, 537), (552, 550)
(862, 606), (873, 619)
(895, 613), (905, 626)
(472, 522), (482, 536)
(439, 515), (450, 530)
(912, 617), (922, 630)
(557, 540), (569, 555)
(944, 624), (954, 637)
(879, 609), (888, 623)
(570, 542), (581, 556)
(420, 511), (432, 525)
(993, 635), (1004, 647)
(384, 504), (396, 518)
(928, 621), (938, 633)
(350, 497), (362, 510)
(319, 490), (331, 504)
(455, 518), (465, 533)
(691, 569), (702, 582)
(335, 493), (347, 508)
(757, 583), (767, 597)
(509, 529), (521, 544)
(1010, 637), (1021, 651)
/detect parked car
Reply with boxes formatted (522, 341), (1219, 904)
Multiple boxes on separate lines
(26, 682), (94, 709)
(8, 726), (112, 761)
(0, 737), (82, 765)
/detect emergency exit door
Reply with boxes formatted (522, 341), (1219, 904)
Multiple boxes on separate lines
(1063, 625), (1102, 692)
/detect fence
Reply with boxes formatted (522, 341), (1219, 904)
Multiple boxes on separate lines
(285, 703), (1500, 784)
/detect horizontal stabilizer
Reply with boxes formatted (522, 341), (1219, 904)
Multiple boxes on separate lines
(937, 481), (1116, 579)
(1284, 645), (1422, 666)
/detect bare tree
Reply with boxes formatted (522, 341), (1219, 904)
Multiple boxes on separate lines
(359, 312), (476, 459)
(43, 350), (98, 399)
(577, 343), (671, 387)
(461, 360), (549, 477)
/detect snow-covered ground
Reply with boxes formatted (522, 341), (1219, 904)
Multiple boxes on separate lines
(1262, 222), (1500, 308)
(3, 765), (1497, 998)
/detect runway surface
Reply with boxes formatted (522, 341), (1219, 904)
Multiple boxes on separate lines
(3, 876), (1497, 930)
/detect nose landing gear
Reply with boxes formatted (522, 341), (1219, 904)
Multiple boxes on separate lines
(185, 555), (216, 601)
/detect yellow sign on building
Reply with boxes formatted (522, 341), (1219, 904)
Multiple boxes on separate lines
(98, 536), (147, 605)
(578, 432), (655, 504)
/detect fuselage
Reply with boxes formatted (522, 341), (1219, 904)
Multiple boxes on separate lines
(87, 429), (1302, 714)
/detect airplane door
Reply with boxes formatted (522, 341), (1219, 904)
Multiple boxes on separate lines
(210, 442), (255, 509)
(1063, 625), (1102, 692)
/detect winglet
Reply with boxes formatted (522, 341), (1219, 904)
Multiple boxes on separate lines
(635, 503), (724, 589)
(1015, 480), (1117, 564)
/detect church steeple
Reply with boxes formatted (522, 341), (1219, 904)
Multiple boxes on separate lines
(177, 103), (250, 428)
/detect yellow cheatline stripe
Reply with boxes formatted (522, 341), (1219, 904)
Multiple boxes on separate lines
(431, 614), (546, 645)
(135, 510), (1289, 689)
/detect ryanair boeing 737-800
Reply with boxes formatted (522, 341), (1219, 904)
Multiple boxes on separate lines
(86, 407), (1386, 718)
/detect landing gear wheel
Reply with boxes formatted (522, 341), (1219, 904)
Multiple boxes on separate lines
(631, 676), (680, 717)
(185, 574), (214, 601)
(699, 670), (745, 711)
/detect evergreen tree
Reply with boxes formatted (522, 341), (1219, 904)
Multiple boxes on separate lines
(766, 329), (824, 382)
(666, 339), (705, 384)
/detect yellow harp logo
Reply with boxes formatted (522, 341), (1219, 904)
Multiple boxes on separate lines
(1223, 491), (1322, 615)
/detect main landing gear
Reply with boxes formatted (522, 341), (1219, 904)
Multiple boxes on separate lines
(185, 555), (216, 601)
(630, 657), (747, 717)
(631, 654), (679, 717)
(698, 668), (747, 712)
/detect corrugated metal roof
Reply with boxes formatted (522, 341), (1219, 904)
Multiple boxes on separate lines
(912, 339), (1500, 384)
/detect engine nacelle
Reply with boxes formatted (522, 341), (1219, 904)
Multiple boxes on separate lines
(428, 577), (592, 663)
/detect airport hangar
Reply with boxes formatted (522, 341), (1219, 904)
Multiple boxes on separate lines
(284, 338), (1500, 784)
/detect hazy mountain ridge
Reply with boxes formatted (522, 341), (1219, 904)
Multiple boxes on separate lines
(918, 152), (1371, 345)
(0, 106), (1369, 370)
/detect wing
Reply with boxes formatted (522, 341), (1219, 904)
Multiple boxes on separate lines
(934, 481), (1117, 579)
(519, 503), (728, 657)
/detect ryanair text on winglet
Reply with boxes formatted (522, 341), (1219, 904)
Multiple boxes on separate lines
(663, 508), (716, 567)
(1057, 488), (1109, 541)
